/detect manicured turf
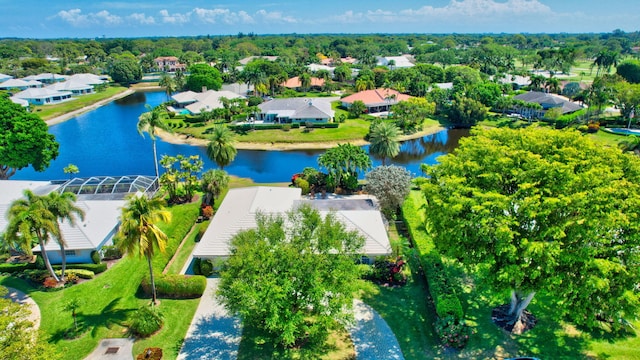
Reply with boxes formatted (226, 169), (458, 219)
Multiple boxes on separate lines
(33, 86), (129, 120)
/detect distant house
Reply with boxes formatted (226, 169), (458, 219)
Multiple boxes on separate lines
(0, 78), (41, 91)
(67, 73), (107, 86)
(513, 91), (584, 117)
(154, 56), (186, 72)
(256, 98), (334, 124)
(46, 80), (94, 95)
(495, 74), (531, 89)
(23, 73), (67, 84)
(192, 187), (391, 263)
(14, 88), (73, 105)
(0, 177), (157, 265)
(9, 96), (29, 107)
(238, 56), (278, 66)
(281, 76), (325, 90)
(0, 73), (13, 82)
(307, 63), (335, 75)
(377, 55), (414, 68)
(341, 88), (413, 114)
(170, 89), (244, 115)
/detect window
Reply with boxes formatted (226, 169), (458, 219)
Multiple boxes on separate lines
(64, 250), (76, 256)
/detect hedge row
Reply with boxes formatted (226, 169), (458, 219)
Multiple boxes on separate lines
(306, 122), (339, 129)
(140, 274), (207, 299)
(56, 269), (95, 279)
(0, 262), (35, 273)
(229, 123), (301, 131)
(54, 263), (108, 274)
(401, 194), (464, 320)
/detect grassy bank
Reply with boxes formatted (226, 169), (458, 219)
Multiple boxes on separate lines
(33, 86), (128, 121)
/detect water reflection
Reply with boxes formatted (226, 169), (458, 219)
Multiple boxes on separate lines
(13, 91), (469, 183)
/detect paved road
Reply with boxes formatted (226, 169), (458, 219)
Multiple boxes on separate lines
(350, 299), (405, 360)
(177, 278), (242, 360)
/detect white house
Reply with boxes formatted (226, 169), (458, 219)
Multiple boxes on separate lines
(46, 79), (95, 95)
(0, 78), (39, 91)
(9, 96), (29, 107)
(256, 98), (334, 123)
(192, 187), (391, 263)
(377, 55), (414, 68)
(23, 73), (67, 84)
(0, 73), (13, 82)
(14, 88), (73, 105)
(171, 89), (244, 115)
(67, 73), (107, 85)
(0, 176), (157, 265)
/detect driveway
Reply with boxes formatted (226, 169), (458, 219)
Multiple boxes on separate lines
(177, 278), (242, 360)
(3, 287), (40, 329)
(350, 299), (405, 360)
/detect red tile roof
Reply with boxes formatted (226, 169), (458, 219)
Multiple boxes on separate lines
(341, 88), (412, 106)
(281, 76), (325, 88)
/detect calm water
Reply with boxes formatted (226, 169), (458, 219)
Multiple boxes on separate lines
(14, 91), (468, 182)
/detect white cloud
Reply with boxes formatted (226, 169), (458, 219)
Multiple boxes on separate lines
(193, 8), (255, 24)
(127, 13), (155, 25)
(255, 9), (298, 23)
(159, 9), (191, 24)
(54, 9), (122, 27)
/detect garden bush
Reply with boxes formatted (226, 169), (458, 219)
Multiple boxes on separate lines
(192, 258), (202, 274)
(294, 177), (310, 195)
(198, 259), (214, 276)
(434, 316), (473, 349)
(0, 262), (35, 273)
(90, 250), (101, 264)
(129, 306), (163, 337)
(55, 263), (107, 274)
(140, 274), (207, 299)
(57, 269), (95, 279)
(101, 245), (122, 260)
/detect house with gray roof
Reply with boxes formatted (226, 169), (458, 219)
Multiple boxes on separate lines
(171, 89), (244, 115)
(46, 79), (95, 95)
(14, 87), (73, 105)
(192, 187), (391, 262)
(514, 91), (583, 116)
(0, 78), (41, 91)
(0, 73), (13, 82)
(67, 73), (107, 85)
(23, 73), (67, 84)
(256, 98), (334, 124)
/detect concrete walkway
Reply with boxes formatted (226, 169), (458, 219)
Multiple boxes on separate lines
(350, 300), (405, 360)
(85, 338), (134, 360)
(177, 278), (242, 360)
(3, 287), (40, 329)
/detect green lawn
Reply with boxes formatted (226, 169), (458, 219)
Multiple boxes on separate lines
(0, 200), (201, 360)
(33, 86), (129, 121)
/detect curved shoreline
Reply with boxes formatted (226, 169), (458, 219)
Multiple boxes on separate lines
(156, 125), (447, 151)
(45, 88), (135, 126)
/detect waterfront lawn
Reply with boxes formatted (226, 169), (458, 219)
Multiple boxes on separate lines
(0, 201), (201, 360)
(33, 86), (128, 121)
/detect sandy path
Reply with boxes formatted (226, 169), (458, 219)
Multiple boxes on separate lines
(156, 126), (446, 151)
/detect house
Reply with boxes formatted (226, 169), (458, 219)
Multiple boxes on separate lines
(341, 88), (413, 114)
(256, 98), (334, 123)
(513, 91), (583, 117)
(9, 96), (29, 107)
(494, 74), (531, 89)
(0, 73), (13, 82)
(0, 176), (157, 265)
(67, 73), (107, 86)
(154, 56), (186, 72)
(192, 187), (391, 262)
(238, 56), (278, 66)
(281, 76), (325, 90)
(46, 79), (94, 95)
(0, 78), (41, 91)
(377, 55), (414, 68)
(23, 73), (67, 84)
(171, 89), (244, 115)
(307, 63), (335, 75)
(14, 88), (73, 105)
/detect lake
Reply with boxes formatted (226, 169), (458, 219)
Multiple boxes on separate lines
(14, 91), (468, 183)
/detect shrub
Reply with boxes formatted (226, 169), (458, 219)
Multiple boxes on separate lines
(434, 316), (473, 349)
(192, 258), (202, 274)
(130, 306), (163, 337)
(199, 259), (214, 276)
(90, 250), (101, 264)
(43, 277), (58, 288)
(195, 225), (207, 243)
(294, 178), (310, 195)
(35, 255), (45, 270)
(101, 245), (122, 260)
(55, 263), (107, 274)
(58, 269), (95, 279)
(282, 124), (291, 131)
(141, 274), (207, 299)
(247, 96), (263, 106)
(202, 205), (214, 219)
(136, 348), (162, 360)
(0, 262), (35, 273)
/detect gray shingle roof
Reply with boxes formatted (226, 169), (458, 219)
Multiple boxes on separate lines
(258, 98), (334, 119)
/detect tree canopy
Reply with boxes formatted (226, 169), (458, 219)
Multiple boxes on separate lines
(318, 143), (371, 192)
(217, 204), (365, 347)
(421, 127), (640, 330)
(0, 95), (59, 179)
(365, 165), (412, 219)
(186, 63), (222, 92)
(107, 56), (142, 85)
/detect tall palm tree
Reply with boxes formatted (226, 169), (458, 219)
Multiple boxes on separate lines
(5, 190), (60, 282)
(137, 105), (170, 180)
(369, 121), (401, 165)
(44, 191), (85, 280)
(299, 72), (312, 93)
(206, 125), (237, 170)
(116, 194), (171, 305)
(158, 73), (176, 101)
(201, 169), (230, 206)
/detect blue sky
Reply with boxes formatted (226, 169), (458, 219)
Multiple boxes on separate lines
(1, 0), (639, 38)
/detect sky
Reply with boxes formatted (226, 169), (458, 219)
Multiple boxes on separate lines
(1, 0), (639, 39)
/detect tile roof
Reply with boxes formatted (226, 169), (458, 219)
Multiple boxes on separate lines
(281, 76), (325, 88)
(341, 88), (412, 106)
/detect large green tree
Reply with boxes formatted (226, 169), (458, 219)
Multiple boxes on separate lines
(186, 63), (222, 92)
(137, 104), (170, 180)
(368, 121), (400, 165)
(206, 125), (237, 170)
(116, 194), (171, 305)
(421, 127), (640, 332)
(318, 143), (372, 191)
(107, 56), (142, 85)
(217, 204), (365, 347)
(391, 97), (435, 134)
(200, 169), (230, 206)
(0, 95), (59, 180)
(364, 165), (412, 220)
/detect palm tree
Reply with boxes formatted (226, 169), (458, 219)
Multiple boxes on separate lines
(116, 194), (171, 305)
(158, 74), (176, 101)
(544, 77), (561, 94)
(5, 190), (60, 282)
(206, 125), (237, 169)
(369, 121), (401, 165)
(137, 105), (170, 180)
(44, 191), (85, 280)
(528, 74), (545, 91)
(201, 169), (230, 206)
(299, 72), (312, 93)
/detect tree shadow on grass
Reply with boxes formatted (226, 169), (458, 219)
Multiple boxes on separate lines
(49, 297), (134, 343)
